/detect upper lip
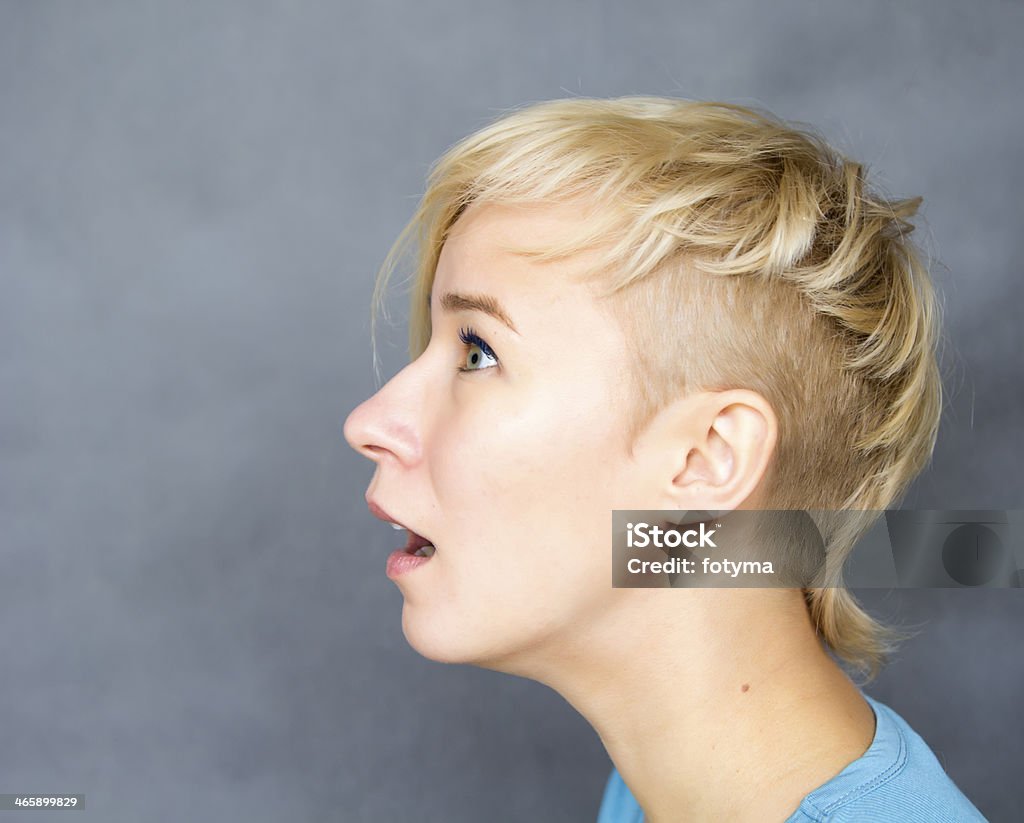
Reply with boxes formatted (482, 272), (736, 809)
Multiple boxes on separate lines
(366, 495), (434, 549)
(366, 496), (401, 526)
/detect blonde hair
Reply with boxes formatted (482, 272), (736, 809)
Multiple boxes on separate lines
(370, 96), (942, 682)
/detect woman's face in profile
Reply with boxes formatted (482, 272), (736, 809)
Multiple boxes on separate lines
(344, 200), (654, 671)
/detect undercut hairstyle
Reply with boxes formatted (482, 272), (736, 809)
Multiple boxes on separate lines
(370, 96), (943, 681)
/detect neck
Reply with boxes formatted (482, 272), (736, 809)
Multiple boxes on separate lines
(508, 588), (876, 823)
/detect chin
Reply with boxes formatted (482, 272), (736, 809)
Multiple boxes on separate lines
(399, 601), (474, 665)
(399, 601), (532, 671)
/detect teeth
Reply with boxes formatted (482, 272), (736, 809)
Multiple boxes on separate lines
(390, 523), (404, 530)
(412, 544), (436, 558)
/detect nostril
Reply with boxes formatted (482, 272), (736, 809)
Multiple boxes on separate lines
(360, 444), (386, 462)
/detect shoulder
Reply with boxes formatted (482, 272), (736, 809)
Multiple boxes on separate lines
(595, 693), (989, 823)
(788, 693), (989, 823)
(596, 766), (643, 823)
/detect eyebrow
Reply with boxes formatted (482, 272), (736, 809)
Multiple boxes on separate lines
(428, 290), (520, 335)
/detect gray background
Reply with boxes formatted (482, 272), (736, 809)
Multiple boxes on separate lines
(1, 1), (1021, 821)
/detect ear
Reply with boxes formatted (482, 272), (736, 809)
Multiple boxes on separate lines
(636, 389), (778, 511)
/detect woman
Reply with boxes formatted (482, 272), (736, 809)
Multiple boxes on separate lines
(343, 97), (988, 822)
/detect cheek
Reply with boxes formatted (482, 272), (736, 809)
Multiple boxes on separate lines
(407, 376), (635, 662)
(434, 380), (626, 564)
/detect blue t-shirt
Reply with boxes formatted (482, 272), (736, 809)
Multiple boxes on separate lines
(596, 691), (988, 822)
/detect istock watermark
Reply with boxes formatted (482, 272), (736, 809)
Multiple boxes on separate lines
(611, 509), (1024, 588)
(625, 521), (718, 549)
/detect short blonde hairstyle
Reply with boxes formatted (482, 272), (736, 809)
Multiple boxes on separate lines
(370, 96), (942, 681)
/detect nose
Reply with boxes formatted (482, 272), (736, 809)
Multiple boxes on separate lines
(343, 366), (422, 466)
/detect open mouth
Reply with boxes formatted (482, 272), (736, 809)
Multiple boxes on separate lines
(396, 523), (436, 558)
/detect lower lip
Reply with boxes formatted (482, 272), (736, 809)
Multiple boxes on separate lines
(386, 549), (434, 579)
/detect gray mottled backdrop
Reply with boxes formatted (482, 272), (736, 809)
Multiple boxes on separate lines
(1, 1), (1021, 821)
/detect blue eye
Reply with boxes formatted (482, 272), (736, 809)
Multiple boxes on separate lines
(457, 326), (499, 373)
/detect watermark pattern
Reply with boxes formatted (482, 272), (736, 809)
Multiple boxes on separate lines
(611, 510), (1024, 588)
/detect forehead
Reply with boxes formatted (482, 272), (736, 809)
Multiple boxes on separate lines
(433, 200), (605, 312)
(445, 199), (592, 254)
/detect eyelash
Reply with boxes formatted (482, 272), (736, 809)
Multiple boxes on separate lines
(456, 326), (499, 373)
